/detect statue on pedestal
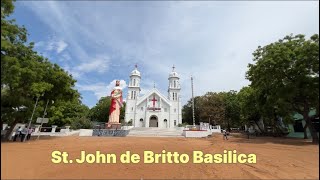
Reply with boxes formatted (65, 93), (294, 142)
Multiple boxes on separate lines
(106, 80), (123, 129)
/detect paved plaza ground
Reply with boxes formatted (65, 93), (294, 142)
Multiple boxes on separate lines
(1, 133), (319, 179)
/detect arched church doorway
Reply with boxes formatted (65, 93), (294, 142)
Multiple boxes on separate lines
(149, 115), (158, 127)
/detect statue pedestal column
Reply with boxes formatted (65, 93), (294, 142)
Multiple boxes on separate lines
(105, 123), (121, 130)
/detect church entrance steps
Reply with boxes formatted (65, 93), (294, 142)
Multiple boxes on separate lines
(127, 127), (184, 137)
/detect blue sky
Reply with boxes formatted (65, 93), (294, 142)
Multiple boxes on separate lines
(11, 1), (319, 108)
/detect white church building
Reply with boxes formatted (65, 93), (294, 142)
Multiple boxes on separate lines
(124, 65), (182, 128)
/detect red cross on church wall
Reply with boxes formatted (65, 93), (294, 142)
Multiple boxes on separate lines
(149, 94), (158, 111)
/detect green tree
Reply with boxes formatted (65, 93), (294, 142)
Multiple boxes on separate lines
(88, 96), (126, 123)
(88, 97), (112, 122)
(222, 90), (241, 130)
(182, 96), (201, 125)
(71, 116), (93, 130)
(1, 0), (85, 140)
(237, 86), (264, 131)
(48, 99), (89, 127)
(198, 92), (225, 126)
(247, 34), (319, 144)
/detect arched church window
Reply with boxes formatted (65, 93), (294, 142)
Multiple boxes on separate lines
(140, 118), (143, 122)
(174, 120), (177, 126)
(133, 79), (136, 86)
(174, 80), (176, 88)
(172, 92), (175, 100)
(164, 119), (167, 122)
(131, 91), (133, 99)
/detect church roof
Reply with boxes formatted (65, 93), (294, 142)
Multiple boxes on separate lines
(136, 88), (171, 106)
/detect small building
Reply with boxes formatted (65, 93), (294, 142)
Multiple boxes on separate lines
(286, 109), (319, 138)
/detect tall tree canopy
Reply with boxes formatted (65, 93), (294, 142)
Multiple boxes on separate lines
(247, 34), (319, 144)
(1, 0), (89, 139)
(182, 91), (241, 129)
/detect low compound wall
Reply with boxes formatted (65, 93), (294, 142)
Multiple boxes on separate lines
(121, 126), (134, 130)
(92, 129), (130, 137)
(182, 130), (211, 138)
(79, 129), (93, 136)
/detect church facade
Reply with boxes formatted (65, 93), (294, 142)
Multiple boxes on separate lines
(124, 65), (182, 128)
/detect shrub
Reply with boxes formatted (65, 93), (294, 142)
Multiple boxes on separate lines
(71, 117), (93, 129)
(121, 119), (132, 126)
(178, 122), (189, 127)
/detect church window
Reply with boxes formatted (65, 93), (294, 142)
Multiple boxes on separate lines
(141, 107), (143, 111)
(172, 92), (175, 101)
(164, 119), (167, 122)
(133, 79), (136, 86)
(131, 107), (134, 111)
(174, 120), (177, 126)
(174, 81), (176, 88)
(174, 108), (176, 113)
(134, 91), (136, 99)
(131, 91), (133, 99)
(140, 118), (143, 122)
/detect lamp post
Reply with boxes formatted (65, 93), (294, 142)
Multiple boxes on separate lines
(191, 75), (195, 126)
(23, 94), (42, 142)
(37, 99), (54, 140)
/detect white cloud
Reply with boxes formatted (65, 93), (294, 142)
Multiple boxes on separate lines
(56, 40), (68, 53)
(46, 39), (68, 54)
(77, 80), (127, 101)
(34, 41), (45, 48)
(19, 1), (319, 106)
(75, 57), (110, 74)
(35, 38), (68, 54)
(62, 55), (110, 79)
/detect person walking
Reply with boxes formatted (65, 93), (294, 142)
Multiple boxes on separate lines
(27, 127), (33, 140)
(223, 129), (228, 140)
(20, 126), (28, 142)
(13, 126), (21, 142)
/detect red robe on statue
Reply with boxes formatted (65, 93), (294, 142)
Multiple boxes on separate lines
(108, 88), (123, 124)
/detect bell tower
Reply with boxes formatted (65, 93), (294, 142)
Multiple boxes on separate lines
(168, 65), (182, 126)
(125, 64), (141, 124)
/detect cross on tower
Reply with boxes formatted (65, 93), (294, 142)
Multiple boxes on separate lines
(172, 64), (175, 71)
(135, 64), (138, 69)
